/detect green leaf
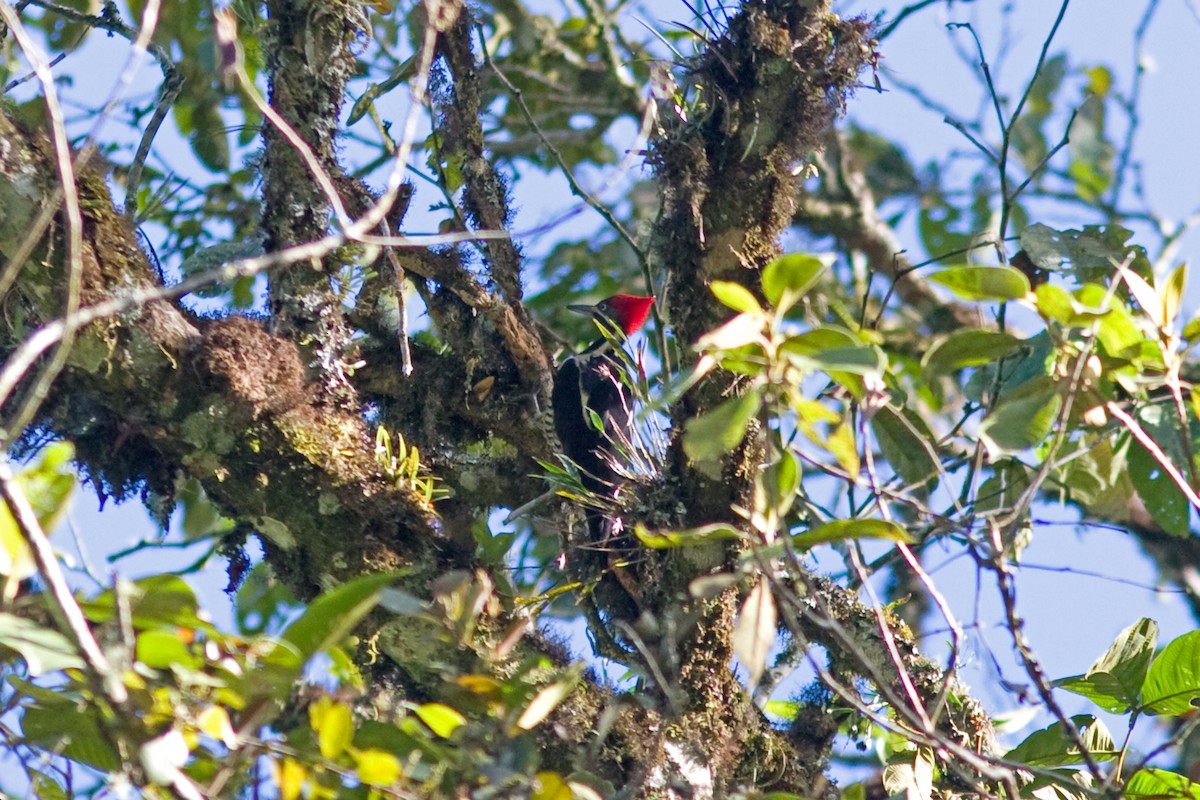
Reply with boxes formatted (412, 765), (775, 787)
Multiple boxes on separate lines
(927, 265), (1031, 301)
(1163, 262), (1186, 328)
(732, 576), (775, 688)
(136, 628), (199, 670)
(762, 254), (826, 309)
(872, 406), (940, 489)
(1033, 283), (1077, 325)
(764, 700), (799, 721)
(1128, 436), (1189, 537)
(1127, 406), (1190, 537)
(1126, 769), (1200, 800)
(1142, 630), (1200, 715)
(17, 442), (75, 531)
(187, 101), (231, 173)
(414, 702), (466, 738)
(710, 281), (764, 315)
(22, 701), (120, 772)
(780, 325), (858, 355)
(683, 392), (763, 463)
(978, 376), (1061, 456)
(793, 519), (913, 549)
(782, 327), (883, 376)
(0, 612), (83, 675)
(30, 771), (69, 800)
(918, 194), (973, 258)
(1004, 715), (1116, 767)
(282, 571), (401, 663)
(83, 575), (205, 632)
(178, 478), (233, 539)
(1024, 772), (1096, 800)
(1183, 314), (1200, 344)
(1072, 286), (1140, 362)
(1053, 617), (1156, 713)
(922, 330), (1020, 376)
(765, 450), (801, 516)
(634, 523), (741, 549)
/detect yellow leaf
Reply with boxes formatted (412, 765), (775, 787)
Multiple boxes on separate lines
(456, 674), (502, 695)
(354, 748), (402, 787)
(275, 757), (306, 800)
(533, 771), (573, 800)
(197, 705), (238, 749)
(826, 419), (860, 481)
(0, 442), (76, 581)
(310, 697), (353, 759)
(1163, 263), (1187, 329)
(414, 702), (465, 738)
(0, 503), (36, 581)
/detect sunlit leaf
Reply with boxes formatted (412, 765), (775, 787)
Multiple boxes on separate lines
(414, 702), (466, 738)
(354, 749), (403, 787)
(516, 679), (576, 731)
(1054, 617), (1156, 713)
(928, 265), (1030, 301)
(710, 281), (764, 315)
(311, 696), (353, 758)
(922, 330), (1020, 376)
(1126, 769), (1200, 800)
(0, 442), (76, 580)
(197, 706), (238, 749)
(635, 523), (741, 549)
(282, 572), (401, 663)
(533, 772), (573, 800)
(762, 253), (826, 309)
(1005, 715), (1117, 767)
(683, 392), (763, 463)
(872, 406), (940, 488)
(0, 612), (82, 675)
(1163, 263), (1186, 329)
(694, 313), (767, 352)
(882, 747), (934, 800)
(137, 628), (198, 670)
(793, 519), (912, 549)
(1142, 630), (1200, 716)
(276, 757), (306, 800)
(979, 377), (1061, 456)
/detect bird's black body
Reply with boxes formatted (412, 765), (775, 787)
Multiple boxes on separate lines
(551, 294), (653, 544)
(552, 338), (633, 498)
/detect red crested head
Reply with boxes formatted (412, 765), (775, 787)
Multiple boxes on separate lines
(569, 294), (654, 336)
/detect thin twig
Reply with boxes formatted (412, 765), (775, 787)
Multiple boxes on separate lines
(477, 27), (675, 375)
(1108, 401), (1200, 511)
(0, 6), (84, 443)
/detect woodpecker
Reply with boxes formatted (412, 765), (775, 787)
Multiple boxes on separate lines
(551, 294), (654, 514)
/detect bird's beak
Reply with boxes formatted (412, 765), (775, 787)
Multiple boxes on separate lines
(567, 303), (600, 317)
